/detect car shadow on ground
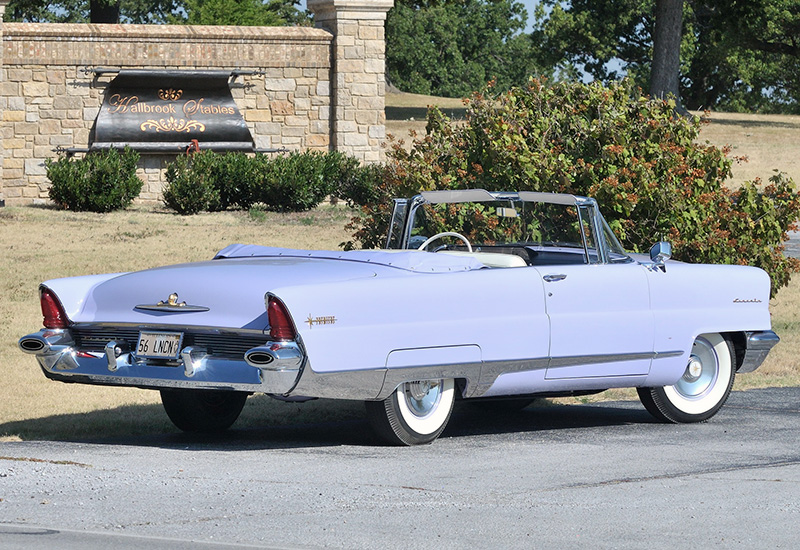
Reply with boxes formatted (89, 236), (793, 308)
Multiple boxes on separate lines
(0, 396), (657, 451)
(446, 399), (655, 441)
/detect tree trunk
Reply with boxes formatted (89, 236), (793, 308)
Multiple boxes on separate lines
(650, 0), (684, 111)
(90, 0), (121, 23)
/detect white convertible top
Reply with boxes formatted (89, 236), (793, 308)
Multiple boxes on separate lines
(214, 244), (487, 273)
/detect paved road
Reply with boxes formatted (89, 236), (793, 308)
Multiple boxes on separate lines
(785, 231), (800, 259)
(1, 387), (798, 549)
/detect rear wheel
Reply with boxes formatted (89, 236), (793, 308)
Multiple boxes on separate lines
(160, 389), (248, 433)
(638, 333), (735, 423)
(366, 379), (455, 445)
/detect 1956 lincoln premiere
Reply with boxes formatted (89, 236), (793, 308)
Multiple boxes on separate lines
(19, 190), (779, 445)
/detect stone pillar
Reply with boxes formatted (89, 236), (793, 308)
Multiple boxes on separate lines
(0, 0), (7, 206)
(307, 0), (393, 163)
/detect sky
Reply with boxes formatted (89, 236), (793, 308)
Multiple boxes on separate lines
(518, 0), (539, 32)
(297, 1), (540, 33)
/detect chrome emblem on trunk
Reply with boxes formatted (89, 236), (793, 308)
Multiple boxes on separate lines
(135, 292), (210, 313)
(159, 293), (185, 307)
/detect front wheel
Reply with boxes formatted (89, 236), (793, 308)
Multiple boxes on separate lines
(365, 379), (455, 445)
(160, 389), (248, 433)
(638, 333), (735, 423)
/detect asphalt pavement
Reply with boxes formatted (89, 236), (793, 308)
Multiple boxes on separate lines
(785, 231), (800, 259)
(1, 387), (798, 549)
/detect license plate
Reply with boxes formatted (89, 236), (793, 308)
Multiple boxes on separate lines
(136, 331), (183, 359)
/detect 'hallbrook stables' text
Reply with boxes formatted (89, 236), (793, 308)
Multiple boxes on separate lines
(107, 95), (236, 116)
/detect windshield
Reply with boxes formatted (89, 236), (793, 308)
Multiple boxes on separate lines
(404, 197), (631, 266)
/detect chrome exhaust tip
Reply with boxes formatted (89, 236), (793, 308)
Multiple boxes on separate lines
(18, 336), (47, 354)
(244, 347), (276, 367)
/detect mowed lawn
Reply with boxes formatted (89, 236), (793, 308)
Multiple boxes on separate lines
(1, 92), (799, 441)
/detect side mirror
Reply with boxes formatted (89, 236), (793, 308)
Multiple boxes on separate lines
(649, 241), (672, 272)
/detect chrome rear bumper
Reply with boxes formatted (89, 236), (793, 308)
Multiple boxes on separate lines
(737, 330), (780, 373)
(19, 328), (305, 394)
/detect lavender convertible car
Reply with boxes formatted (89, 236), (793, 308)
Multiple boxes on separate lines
(19, 190), (779, 445)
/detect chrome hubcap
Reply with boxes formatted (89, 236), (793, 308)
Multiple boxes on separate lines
(685, 358), (703, 381)
(404, 380), (442, 417)
(676, 338), (719, 399)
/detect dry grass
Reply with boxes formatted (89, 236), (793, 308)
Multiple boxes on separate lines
(386, 90), (466, 110)
(695, 110), (800, 186)
(1, 94), (799, 440)
(385, 90), (464, 145)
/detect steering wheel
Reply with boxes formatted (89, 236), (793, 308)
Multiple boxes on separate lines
(417, 231), (473, 253)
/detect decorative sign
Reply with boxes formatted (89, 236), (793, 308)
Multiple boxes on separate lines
(93, 70), (254, 153)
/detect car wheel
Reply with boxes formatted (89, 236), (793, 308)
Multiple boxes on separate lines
(365, 379), (455, 445)
(160, 389), (248, 433)
(638, 333), (735, 423)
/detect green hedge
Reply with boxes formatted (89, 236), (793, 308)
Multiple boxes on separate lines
(46, 147), (143, 212)
(162, 150), (382, 215)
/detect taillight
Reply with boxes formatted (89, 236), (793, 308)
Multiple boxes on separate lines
(40, 287), (70, 329)
(267, 296), (296, 341)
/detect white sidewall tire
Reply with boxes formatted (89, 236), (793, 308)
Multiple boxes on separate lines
(396, 379), (455, 436)
(663, 333), (732, 416)
(365, 379), (456, 445)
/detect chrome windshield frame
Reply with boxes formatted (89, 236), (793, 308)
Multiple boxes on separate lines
(386, 198), (410, 249)
(396, 189), (629, 265)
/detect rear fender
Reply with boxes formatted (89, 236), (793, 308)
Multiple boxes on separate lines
(42, 273), (128, 320)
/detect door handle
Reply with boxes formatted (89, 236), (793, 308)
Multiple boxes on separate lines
(543, 274), (567, 282)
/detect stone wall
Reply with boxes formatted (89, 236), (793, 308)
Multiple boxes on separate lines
(0, 0), (393, 206)
(309, 0), (394, 163)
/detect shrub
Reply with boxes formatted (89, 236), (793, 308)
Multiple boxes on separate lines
(46, 147), (143, 212)
(347, 78), (800, 295)
(257, 151), (367, 212)
(213, 152), (259, 210)
(256, 151), (333, 212)
(162, 152), (221, 215)
(163, 150), (377, 214)
(336, 161), (387, 209)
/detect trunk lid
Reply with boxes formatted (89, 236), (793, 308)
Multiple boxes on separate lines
(64, 256), (381, 329)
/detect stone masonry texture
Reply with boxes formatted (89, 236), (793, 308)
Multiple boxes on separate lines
(0, 0), (393, 205)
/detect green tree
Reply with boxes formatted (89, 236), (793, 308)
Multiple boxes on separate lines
(386, 0), (544, 97)
(533, 0), (800, 113)
(172, 0), (304, 25)
(5, 0), (304, 24)
(705, 0), (800, 111)
(650, 0), (683, 109)
(7, 0), (175, 22)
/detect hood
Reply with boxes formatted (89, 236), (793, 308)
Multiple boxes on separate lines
(63, 256), (382, 329)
